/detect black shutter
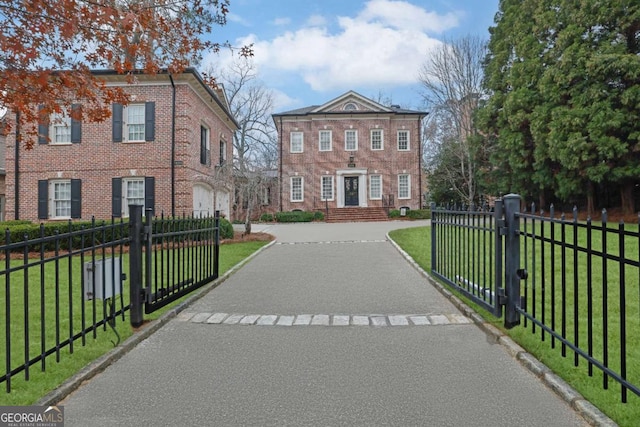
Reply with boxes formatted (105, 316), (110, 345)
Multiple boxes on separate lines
(70, 179), (81, 219)
(112, 177), (122, 217)
(38, 105), (49, 145)
(200, 127), (207, 165)
(112, 103), (123, 142)
(145, 102), (155, 141)
(144, 177), (155, 216)
(38, 180), (48, 219)
(71, 104), (82, 143)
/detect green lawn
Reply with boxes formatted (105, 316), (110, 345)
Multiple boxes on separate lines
(389, 225), (639, 427)
(0, 240), (269, 406)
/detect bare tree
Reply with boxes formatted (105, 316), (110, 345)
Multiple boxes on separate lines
(419, 35), (487, 206)
(205, 58), (278, 232)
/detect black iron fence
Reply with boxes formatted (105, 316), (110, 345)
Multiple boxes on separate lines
(431, 195), (640, 403)
(1, 207), (220, 392)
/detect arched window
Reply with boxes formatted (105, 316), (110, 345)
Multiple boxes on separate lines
(343, 102), (358, 111)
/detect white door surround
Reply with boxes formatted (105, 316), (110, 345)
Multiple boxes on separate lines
(336, 169), (368, 208)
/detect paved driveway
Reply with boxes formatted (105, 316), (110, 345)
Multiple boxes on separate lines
(60, 220), (591, 426)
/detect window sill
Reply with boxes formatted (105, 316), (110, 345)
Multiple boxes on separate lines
(49, 142), (73, 146)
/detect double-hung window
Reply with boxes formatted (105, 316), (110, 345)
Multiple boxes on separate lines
(319, 130), (332, 151)
(291, 176), (304, 202)
(51, 112), (72, 144)
(398, 174), (411, 199)
(112, 177), (155, 218)
(38, 104), (82, 144)
(397, 130), (410, 151)
(369, 175), (382, 200)
(37, 179), (82, 219)
(124, 178), (145, 216)
(291, 132), (304, 153)
(52, 181), (72, 218)
(371, 129), (383, 150)
(127, 105), (145, 141)
(321, 176), (334, 201)
(112, 102), (155, 143)
(200, 126), (210, 166)
(345, 130), (358, 151)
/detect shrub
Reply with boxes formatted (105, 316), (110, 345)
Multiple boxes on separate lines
(407, 209), (431, 219)
(389, 209), (401, 218)
(218, 218), (234, 239)
(275, 211), (315, 223)
(259, 213), (274, 222)
(313, 211), (325, 221)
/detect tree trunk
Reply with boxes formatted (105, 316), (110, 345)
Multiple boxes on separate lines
(620, 182), (635, 215)
(244, 199), (253, 235)
(586, 181), (594, 218)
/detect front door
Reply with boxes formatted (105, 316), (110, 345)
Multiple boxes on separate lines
(344, 176), (359, 206)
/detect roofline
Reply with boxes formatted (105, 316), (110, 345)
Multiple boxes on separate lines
(272, 110), (428, 118)
(91, 68), (239, 129)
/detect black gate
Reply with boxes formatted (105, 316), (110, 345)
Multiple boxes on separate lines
(431, 194), (640, 403)
(128, 205), (220, 325)
(431, 195), (523, 327)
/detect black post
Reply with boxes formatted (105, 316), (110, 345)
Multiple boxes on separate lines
(129, 205), (144, 327)
(214, 210), (220, 278)
(503, 194), (521, 328)
(430, 202), (436, 272)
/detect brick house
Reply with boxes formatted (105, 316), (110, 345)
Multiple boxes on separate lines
(273, 91), (427, 220)
(3, 68), (237, 222)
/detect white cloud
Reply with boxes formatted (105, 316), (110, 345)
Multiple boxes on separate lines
(272, 17), (291, 26)
(235, 0), (452, 92)
(305, 14), (327, 27)
(227, 12), (251, 27)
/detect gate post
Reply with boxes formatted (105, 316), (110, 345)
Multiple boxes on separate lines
(214, 210), (220, 278)
(430, 202), (436, 272)
(503, 194), (521, 329)
(129, 205), (144, 327)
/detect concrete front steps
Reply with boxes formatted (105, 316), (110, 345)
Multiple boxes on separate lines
(324, 207), (390, 223)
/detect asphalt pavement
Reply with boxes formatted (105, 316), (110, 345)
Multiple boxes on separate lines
(56, 220), (603, 426)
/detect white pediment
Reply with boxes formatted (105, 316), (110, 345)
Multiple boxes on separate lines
(310, 91), (392, 114)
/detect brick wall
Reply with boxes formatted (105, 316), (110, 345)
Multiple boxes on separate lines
(276, 107), (424, 213)
(4, 72), (236, 222)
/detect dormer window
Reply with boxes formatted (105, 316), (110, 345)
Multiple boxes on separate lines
(343, 102), (358, 111)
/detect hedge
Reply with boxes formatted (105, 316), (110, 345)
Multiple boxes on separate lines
(0, 216), (234, 251)
(274, 210), (324, 223)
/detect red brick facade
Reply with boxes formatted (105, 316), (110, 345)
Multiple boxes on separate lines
(3, 69), (236, 222)
(273, 92), (426, 213)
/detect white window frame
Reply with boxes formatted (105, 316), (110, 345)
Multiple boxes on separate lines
(371, 129), (383, 151)
(290, 132), (304, 153)
(50, 112), (72, 144)
(50, 180), (72, 219)
(125, 104), (146, 142)
(397, 130), (410, 151)
(123, 178), (145, 217)
(321, 176), (334, 201)
(290, 176), (304, 202)
(398, 174), (411, 199)
(345, 129), (358, 151)
(319, 130), (332, 152)
(369, 175), (382, 200)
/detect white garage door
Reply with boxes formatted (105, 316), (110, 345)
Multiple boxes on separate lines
(193, 184), (214, 218)
(216, 190), (230, 219)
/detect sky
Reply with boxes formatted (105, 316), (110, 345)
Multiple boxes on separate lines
(202, 0), (500, 113)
